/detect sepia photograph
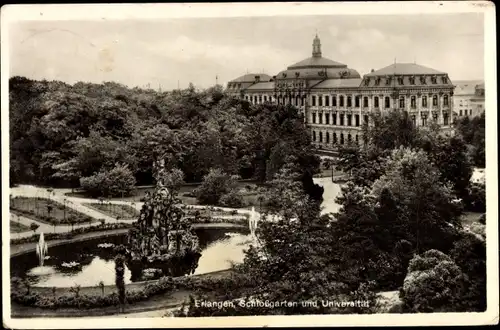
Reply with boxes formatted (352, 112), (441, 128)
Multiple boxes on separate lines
(1, 2), (498, 328)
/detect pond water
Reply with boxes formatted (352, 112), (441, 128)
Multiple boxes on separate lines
(11, 227), (251, 288)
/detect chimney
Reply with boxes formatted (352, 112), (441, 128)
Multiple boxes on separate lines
(255, 75), (260, 83)
(371, 69), (375, 73)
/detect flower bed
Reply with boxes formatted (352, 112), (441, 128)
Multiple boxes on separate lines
(10, 223), (133, 245)
(10, 197), (95, 225)
(84, 202), (140, 219)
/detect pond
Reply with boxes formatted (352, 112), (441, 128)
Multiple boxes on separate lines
(314, 177), (343, 215)
(11, 227), (251, 288)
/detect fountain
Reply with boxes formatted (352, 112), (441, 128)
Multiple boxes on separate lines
(248, 207), (259, 240)
(28, 232), (55, 276)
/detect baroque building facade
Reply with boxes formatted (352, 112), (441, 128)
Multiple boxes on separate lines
(453, 80), (485, 118)
(226, 35), (455, 150)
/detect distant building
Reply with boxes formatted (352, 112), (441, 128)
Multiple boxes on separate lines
(227, 34), (455, 150)
(453, 80), (485, 118)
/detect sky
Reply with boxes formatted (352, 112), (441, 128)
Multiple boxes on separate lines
(8, 13), (484, 90)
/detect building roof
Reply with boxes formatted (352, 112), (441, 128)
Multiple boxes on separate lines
(365, 63), (445, 76)
(454, 80), (483, 95)
(288, 56), (348, 69)
(312, 78), (363, 89)
(276, 67), (361, 81)
(229, 73), (272, 83)
(245, 82), (275, 90)
(361, 74), (452, 88)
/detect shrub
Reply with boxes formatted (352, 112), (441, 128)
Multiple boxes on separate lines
(464, 182), (486, 213)
(219, 190), (245, 208)
(80, 164), (136, 198)
(194, 169), (238, 205)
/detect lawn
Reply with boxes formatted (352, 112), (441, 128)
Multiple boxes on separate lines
(314, 168), (346, 178)
(10, 197), (95, 225)
(85, 203), (140, 220)
(10, 221), (30, 233)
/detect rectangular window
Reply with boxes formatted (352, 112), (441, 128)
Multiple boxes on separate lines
(364, 115), (369, 125)
(259, 95), (262, 103)
(385, 97), (390, 108)
(443, 95), (449, 106)
(325, 96), (330, 106)
(459, 109), (462, 116)
(347, 96), (352, 107)
(433, 95), (438, 106)
(444, 114), (449, 125)
(355, 96), (360, 108)
(374, 97), (379, 108)
(264, 95), (267, 102)
(312, 131), (316, 141)
(411, 96), (416, 108)
(375, 78), (380, 86)
(433, 113), (438, 122)
(411, 115), (416, 126)
(399, 97), (405, 109)
(422, 96), (428, 108)
(422, 116), (427, 126)
(340, 114), (344, 126)
(332, 95), (337, 107)
(319, 132), (323, 143)
(332, 113), (337, 125)
(347, 114), (352, 126)
(318, 95), (323, 106)
(312, 113), (316, 124)
(319, 113), (323, 124)
(312, 95), (316, 106)
(363, 97), (368, 108)
(326, 132), (330, 143)
(339, 96), (344, 107)
(355, 114), (360, 127)
(325, 113), (330, 125)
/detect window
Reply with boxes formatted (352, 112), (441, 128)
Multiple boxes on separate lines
(332, 95), (337, 107)
(459, 109), (463, 116)
(442, 76), (447, 84)
(312, 95), (316, 106)
(326, 132), (330, 143)
(355, 96), (360, 108)
(364, 79), (370, 86)
(264, 95), (267, 102)
(332, 113), (337, 125)
(432, 95), (438, 106)
(347, 114), (352, 126)
(433, 113), (438, 122)
(420, 76), (427, 85)
(347, 96), (352, 107)
(364, 115), (369, 124)
(319, 132), (323, 143)
(422, 96), (428, 107)
(398, 77), (404, 85)
(325, 113), (330, 125)
(409, 77), (415, 85)
(375, 78), (381, 86)
(348, 133), (352, 143)
(411, 115), (416, 126)
(318, 95), (323, 106)
(355, 134), (359, 143)
(339, 96), (345, 107)
(325, 95), (330, 106)
(374, 96), (379, 108)
(340, 133), (345, 145)
(443, 95), (449, 106)
(411, 96), (416, 108)
(363, 97), (369, 108)
(301, 96), (305, 106)
(421, 115), (427, 126)
(431, 76), (437, 84)
(340, 114), (344, 126)
(312, 131), (316, 141)
(399, 96), (405, 109)
(259, 95), (262, 103)
(385, 96), (391, 108)
(253, 95), (257, 103)
(333, 133), (337, 144)
(312, 113), (316, 124)
(444, 113), (449, 125)
(245, 95), (249, 100)
(319, 113), (323, 124)
(355, 114), (360, 127)
(386, 77), (392, 86)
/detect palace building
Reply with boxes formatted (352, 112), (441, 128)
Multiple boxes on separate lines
(226, 34), (456, 149)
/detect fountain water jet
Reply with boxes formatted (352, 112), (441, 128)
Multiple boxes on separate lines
(29, 232), (55, 276)
(249, 207), (259, 240)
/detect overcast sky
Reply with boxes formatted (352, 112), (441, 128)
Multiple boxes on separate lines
(9, 13), (484, 90)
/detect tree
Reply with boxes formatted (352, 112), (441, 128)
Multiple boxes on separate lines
(98, 280), (105, 296)
(30, 222), (39, 234)
(400, 250), (467, 313)
(114, 247), (126, 313)
(322, 158), (335, 182)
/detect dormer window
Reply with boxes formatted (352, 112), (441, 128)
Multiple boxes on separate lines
(398, 77), (404, 85)
(295, 72), (300, 78)
(375, 78), (381, 86)
(431, 76), (437, 84)
(420, 76), (426, 85)
(282, 73), (287, 78)
(386, 77), (392, 86)
(409, 76), (415, 85)
(441, 76), (447, 84)
(364, 78), (370, 86)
